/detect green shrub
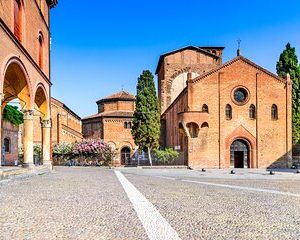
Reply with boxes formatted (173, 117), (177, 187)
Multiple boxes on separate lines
(3, 105), (23, 125)
(154, 148), (179, 164)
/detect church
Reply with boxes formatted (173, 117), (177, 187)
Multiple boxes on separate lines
(158, 46), (292, 169)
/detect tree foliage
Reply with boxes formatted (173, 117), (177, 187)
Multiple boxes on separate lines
(277, 43), (300, 145)
(3, 105), (24, 125)
(131, 70), (160, 157)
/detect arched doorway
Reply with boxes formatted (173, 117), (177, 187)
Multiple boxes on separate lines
(121, 147), (131, 165)
(230, 139), (250, 168)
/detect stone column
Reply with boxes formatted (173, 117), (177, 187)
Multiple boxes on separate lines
(41, 119), (52, 169)
(23, 110), (34, 168)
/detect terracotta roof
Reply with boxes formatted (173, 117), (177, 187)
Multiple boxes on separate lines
(155, 45), (224, 74)
(51, 97), (81, 120)
(97, 91), (135, 104)
(104, 91), (135, 100)
(82, 111), (134, 120)
(191, 55), (286, 84)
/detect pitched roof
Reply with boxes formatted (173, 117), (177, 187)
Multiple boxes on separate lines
(191, 55), (286, 84)
(155, 45), (224, 74)
(82, 111), (134, 120)
(51, 97), (81, 120)
(97, 91), (135, 104)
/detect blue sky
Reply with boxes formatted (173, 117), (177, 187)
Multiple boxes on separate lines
(50, 0), (300, 118)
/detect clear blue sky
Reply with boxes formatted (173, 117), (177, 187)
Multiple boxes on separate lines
(50, 0), (300, 118)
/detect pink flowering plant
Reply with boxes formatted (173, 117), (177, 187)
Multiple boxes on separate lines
(72, 139), (116, 166)
(52, 139), (116, 166)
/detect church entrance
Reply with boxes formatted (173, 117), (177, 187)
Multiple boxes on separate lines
(230, 139), (250, 168)
(121, 147), (131, 165)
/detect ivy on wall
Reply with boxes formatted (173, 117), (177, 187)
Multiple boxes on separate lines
(3, 105), (24, 126)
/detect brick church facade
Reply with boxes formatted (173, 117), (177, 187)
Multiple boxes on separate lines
(82, 91), (136, 166)
(158, 46), (292, 169)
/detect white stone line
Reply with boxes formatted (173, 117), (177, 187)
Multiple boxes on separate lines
(115, 171), (181, 240)
(181, 179), (300, 197)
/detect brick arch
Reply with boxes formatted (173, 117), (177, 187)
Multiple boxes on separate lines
(1, 55), (33, 109)
(225, 125), (257, 168)
(170, 67), (201, 81)
(33, 82), (50, 119)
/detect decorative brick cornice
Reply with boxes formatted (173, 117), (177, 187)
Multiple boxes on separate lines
(191, 56), (286, 85)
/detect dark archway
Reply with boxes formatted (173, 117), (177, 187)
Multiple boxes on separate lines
(121, 147), (131, 165)
(230, 139), (250, 168)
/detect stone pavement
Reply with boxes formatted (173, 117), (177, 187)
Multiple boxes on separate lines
(0, 167), (299, 240)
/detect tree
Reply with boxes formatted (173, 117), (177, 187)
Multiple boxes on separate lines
(276, 43), (300, 145)
(132, 70), (160, 165)
(3, 105), (24, 125)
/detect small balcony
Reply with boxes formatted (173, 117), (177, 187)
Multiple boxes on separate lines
(177, 111), (209, 125)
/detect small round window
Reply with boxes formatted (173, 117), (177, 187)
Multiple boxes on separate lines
(233, 88), (248, 104)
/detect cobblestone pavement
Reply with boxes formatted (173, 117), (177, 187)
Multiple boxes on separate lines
(121, 168), (300, 240)
(0, 167), (147, 240)
(1, 167), (300, 240)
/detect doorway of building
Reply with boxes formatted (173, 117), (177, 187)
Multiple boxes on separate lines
(121, 147), (131, 165)
(230, 139), (250, 168)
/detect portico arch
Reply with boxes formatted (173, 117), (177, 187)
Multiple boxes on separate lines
(1, 57), (34, 168)
(1, 57), (32, 111)
(33, 83), (51, 166)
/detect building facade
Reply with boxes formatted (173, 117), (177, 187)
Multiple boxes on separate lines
(0, 0), (57, 168)
(82, 91), (136, 166)
(159, 46), (292, 169)
(50, 97), (83, 144)
(32, 97), (83, 146)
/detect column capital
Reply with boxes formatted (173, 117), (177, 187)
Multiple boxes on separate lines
(23, 110), (34, 120)
(41, 119), (52, 128)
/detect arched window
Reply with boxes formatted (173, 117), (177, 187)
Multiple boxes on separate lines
(249, 104), (256, 119)
(271, 104), (278, 120)
(124, 122), (128, 129)
(225, 104), (232, 120)
(202, 104), (209, 113)
(212, 50), (217, 55)
(201, 122), (209, 128)
(187, 122), (199, 138)
(38, 33), (44, 69)
(14, 0), (23, 41)
(4, 138), (10, 153)
(128, 122), (132, 129)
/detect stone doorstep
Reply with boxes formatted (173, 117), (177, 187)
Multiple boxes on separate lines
(0, 165), (51, 181)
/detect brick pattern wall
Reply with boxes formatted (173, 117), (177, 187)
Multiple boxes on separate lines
(0, 0), (50, 77)
(158, 49), (221, 112)
(1, 120), (19, 166)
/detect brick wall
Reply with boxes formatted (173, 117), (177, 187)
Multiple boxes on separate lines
(158, 49), (221, 112)
(1, 120), (19, 166)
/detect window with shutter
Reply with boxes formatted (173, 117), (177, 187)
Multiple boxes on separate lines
(39, 34), (44, 69)
(14, 0), (22, 41)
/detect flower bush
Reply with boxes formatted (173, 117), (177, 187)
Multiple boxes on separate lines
(52, 139), (116, 167)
